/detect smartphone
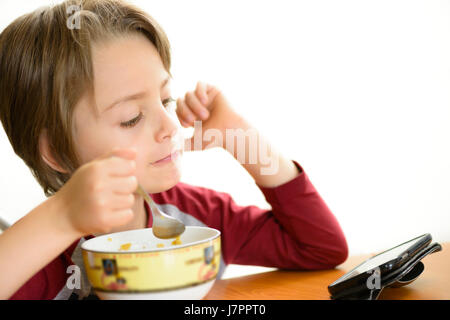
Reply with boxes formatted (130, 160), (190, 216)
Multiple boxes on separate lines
(328, 233), (434, 299)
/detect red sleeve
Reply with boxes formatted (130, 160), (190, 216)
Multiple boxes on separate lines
(8, 240), (79, 300)
(228, 160), (349, 269)
(164, 160), (348, 270)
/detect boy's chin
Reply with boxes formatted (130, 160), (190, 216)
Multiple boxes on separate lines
(144, 169), (182, 194)
(152, 178), (180, 193)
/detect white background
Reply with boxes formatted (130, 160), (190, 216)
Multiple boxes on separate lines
(1, 0), (449, 263)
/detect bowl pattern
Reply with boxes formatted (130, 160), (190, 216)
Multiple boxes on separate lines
(81, 227), (221, 294)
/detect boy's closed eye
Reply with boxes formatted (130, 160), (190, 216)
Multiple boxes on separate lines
(119, 97), (176, 128)
(120, 112), (144, 128)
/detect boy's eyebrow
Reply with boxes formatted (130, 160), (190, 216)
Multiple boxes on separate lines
(102, 76), (171, 113)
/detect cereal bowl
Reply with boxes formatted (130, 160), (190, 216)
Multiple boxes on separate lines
(81, 226), (221, 300)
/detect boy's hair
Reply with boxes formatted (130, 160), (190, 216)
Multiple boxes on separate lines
(0, 0), (172, 196)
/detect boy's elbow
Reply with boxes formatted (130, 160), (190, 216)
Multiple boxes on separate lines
(309, 236), (349, 270)
(324, 236), (349, 268)
(332, 240), (349, 267)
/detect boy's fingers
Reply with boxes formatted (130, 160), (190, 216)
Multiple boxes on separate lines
(185, 91), (209, 120)
(110, 175), (138, 194)
(110, 209), (134, 226)
(104, 156), (136, 177)
(98, 148), (137, 161)
(176, 97), (196, 126)
(195, 81), (209, 105)
(206, 84), (221, 101)
(110, 148), (137, 160)
(179, 118), (192, 128)
(110, 194), (136, 210)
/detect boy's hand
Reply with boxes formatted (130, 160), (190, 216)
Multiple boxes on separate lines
(55, 148), (138, 237)
(176, 81), (245, 151)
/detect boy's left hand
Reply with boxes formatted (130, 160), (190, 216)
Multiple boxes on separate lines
(176, 81), (244, 151)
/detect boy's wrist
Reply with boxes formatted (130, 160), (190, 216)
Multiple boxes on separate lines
(47, 193), (84, 240)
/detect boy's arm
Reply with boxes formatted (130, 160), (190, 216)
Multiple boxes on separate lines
(226, 159), (348, 269)
(176, 84), (348, 269)
(0, 148), (138, 299)
(0, 196), (80, 299)
(170, 164), (347, 270)
(223, 114), (302, 188)
(222, 115), (348, 269)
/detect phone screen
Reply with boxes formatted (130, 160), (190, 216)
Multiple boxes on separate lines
(332, 235), (427, 284)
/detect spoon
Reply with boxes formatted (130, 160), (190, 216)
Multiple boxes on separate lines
(136, 184), (186, 239)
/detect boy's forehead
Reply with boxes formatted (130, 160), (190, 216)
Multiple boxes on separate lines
(92, 34), (163, 81)
(89, 36), (170, 115)
(98, 74), (172, 115)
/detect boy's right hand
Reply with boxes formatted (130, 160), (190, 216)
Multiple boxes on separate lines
(55, 148), (138, 237)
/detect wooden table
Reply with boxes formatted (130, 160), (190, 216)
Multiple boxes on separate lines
(204, 242), (449, 300)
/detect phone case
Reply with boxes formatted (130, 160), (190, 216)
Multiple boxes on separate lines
(328, 234), (442, 300)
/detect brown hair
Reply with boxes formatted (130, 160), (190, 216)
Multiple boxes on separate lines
(0, 0), (172, 196)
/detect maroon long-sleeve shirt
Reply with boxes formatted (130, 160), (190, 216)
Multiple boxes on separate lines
(10, 160), (348, 299)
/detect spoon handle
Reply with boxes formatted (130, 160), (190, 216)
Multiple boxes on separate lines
(136, 184), (160, 218)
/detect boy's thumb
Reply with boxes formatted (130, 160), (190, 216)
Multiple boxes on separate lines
(101, 147), (137, 160)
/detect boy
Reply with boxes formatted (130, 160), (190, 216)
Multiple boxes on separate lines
(0, 0), (348, 300)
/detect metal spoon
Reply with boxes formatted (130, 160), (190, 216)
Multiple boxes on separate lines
(136, 184), (186, 239)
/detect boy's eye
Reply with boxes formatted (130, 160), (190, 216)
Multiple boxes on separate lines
(163, 97), (176, 111)
(120, 112), (143, 128)
(119, 98), (176, 128)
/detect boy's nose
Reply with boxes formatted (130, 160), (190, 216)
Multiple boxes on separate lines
(154, 105), (181, 143)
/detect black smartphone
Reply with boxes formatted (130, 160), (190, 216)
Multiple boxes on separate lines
(328, 233), (433, 299)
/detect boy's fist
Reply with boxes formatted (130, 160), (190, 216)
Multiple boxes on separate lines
(56, 148), (138, 237)
(176, 81), (221, 128)
(176, 81), (244, 151)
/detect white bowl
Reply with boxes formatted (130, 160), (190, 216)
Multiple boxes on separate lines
(81, 226), (221, 300)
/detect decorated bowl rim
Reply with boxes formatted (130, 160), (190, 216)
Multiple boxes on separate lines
(81, 226), (221, 254)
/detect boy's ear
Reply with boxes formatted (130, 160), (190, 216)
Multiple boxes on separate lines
(39, 129), (69, 174)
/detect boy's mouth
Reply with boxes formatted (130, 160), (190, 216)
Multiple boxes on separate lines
(151, 149), (182, 166)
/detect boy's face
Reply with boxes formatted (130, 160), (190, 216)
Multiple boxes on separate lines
(72, 33), (184, 193)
